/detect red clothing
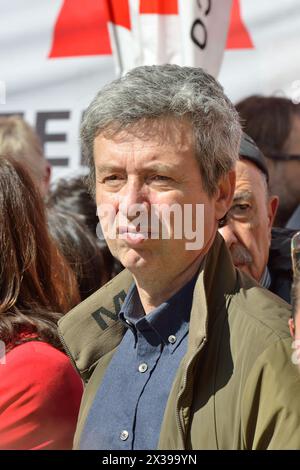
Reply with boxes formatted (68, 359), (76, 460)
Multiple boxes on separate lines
(0, 340), (83, 450)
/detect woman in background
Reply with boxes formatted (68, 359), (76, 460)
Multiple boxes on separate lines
(0, 156), (82, 450)
(47, 208), (109, 300)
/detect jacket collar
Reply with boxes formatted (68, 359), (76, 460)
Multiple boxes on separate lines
(188, 231), (238, 352)
(58, 233), (237, 382)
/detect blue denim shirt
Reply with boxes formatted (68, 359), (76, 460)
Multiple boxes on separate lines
(79, 273), (198, 450)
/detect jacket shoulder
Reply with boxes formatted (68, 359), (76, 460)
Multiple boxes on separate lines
(231, 270), (292, 341)
(58, 269), (133, 382)
(241, 337), (300, 449)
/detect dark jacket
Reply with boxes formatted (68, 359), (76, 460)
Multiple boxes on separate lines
(268, 227), (297, 303)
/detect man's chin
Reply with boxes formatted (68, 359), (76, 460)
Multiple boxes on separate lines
(118, 248), (151, 272)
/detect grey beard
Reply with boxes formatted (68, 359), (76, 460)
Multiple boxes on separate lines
(230, 244), (253, 266)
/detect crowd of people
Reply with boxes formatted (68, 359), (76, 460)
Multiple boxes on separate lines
(0, 64), (299, 450)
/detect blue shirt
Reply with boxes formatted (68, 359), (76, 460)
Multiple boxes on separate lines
(79, 274), (198, 450)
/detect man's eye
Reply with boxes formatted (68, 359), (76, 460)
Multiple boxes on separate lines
(150, 175), (171, 182)
(230, 203), (252, 219)
(103, 175), (124, 183)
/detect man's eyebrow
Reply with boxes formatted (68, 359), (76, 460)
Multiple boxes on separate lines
(96, 164), (123, 174)
(143, 162), (176, 172)
(233, 190), (253, 202)
(96, 163), (177, 173)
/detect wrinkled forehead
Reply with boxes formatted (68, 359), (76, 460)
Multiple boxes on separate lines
(235, 159), (267, 195)
(95, 115), (195, 152)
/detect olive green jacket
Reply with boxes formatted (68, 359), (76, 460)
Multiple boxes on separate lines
(58, 234), (300, 449)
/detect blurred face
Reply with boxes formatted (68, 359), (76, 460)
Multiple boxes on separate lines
(289, 278), (300, 339)
(94, 119), (234, 283)
(289, 305), (300, 370)
(219, 160), (278, 282)
(269, 114), (300, 219)
(283, 114), (300, 203)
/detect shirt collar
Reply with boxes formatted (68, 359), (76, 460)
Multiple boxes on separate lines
(119, 270), (200, 352)
(260, 266), (272, 289)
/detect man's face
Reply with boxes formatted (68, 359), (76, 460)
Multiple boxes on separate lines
(94, 119), (233, 280)
(219, 160), (278, 282)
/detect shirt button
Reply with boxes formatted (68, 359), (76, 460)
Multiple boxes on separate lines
(138, 363), (148, 373)
(120, 430), (129, 441)
(168, 335), (177, 344)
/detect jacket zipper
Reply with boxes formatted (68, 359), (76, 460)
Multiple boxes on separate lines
(175, 336), (207, 447)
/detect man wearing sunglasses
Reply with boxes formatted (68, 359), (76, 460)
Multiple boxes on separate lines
(236, 96), (300, 229)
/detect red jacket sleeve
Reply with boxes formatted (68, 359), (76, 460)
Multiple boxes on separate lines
(0, 341), (83, 450)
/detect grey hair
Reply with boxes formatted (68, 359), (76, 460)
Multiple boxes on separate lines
(81, 64), (242, 196)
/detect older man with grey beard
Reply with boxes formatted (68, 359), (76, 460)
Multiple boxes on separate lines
(58, 65), (300, 450)
(219, 133), (296, 303)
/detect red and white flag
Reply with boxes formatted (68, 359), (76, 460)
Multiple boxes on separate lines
(49, 0), (233, 77)
(102, 0), (233, 77)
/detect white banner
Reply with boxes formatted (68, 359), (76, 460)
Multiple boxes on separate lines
(0, 0), (299, 182)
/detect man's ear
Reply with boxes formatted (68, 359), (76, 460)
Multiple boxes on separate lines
(215, 170), (236, 221)
(267, 195), (279, 229)
(289, 317), (295, 338)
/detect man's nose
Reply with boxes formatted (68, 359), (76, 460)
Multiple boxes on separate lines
(118, 180), (149, 220)
(219, 223), (239, 249)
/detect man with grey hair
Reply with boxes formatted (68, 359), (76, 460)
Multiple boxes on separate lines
(59, 65), (300, 450)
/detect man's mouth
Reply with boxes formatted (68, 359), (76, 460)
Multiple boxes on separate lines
(117, 226), (151, 244)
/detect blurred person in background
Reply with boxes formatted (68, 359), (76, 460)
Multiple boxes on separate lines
(236, 96), (300, 229)
(289, 278), (300, 369)
(219, 133), (296, 303)
(289, 277), (300, 336)
(47, 176), (123, 279)
(0, 156), (82, 450)
(47, 208), (109, 299)
(289, 232), (300, 334)
(47, 177), (98, 235)
(288, 232), (300, 368)
(0, 116), (51, 197)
